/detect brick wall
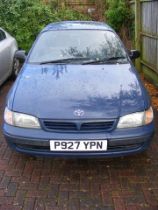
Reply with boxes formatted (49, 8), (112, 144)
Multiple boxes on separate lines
(65, 0), (106, 20)
(43, 0), (106, 20)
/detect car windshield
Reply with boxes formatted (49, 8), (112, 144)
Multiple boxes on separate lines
(28, 30), (127, 64)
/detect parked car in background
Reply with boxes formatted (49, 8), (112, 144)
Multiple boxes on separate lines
(3, 21), (154, 157)
(0, 28), (19, 85)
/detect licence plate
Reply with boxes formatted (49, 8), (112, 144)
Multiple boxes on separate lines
(50, 140), (107, 151)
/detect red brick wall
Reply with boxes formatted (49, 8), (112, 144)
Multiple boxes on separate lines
(43, 0), (106, 20)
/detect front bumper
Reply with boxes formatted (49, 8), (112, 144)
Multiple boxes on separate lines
(3, 123), (154, 157)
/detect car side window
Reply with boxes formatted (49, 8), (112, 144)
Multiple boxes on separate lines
(0, 30), (6, 42)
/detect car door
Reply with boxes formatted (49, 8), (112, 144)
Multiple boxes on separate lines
(0, 29), (11, 84)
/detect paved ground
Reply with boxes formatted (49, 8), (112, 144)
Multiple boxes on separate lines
(0, 80), (158, 210)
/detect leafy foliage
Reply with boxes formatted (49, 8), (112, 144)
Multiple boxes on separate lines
(51, 8), (91, 22)
(0, 0), (91, 51)
(105, 0), (134, 32)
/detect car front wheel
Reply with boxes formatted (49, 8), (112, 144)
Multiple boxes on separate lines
(11, 57), (20, 79)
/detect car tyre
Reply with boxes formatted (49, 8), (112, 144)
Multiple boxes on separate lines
(11, 57), (20, 79)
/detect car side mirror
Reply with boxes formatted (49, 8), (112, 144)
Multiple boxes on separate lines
(15, 50), (26, 62)
(129, 50), (140, 60)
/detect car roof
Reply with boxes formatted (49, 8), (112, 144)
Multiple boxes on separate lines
(42, 21), (114, 33)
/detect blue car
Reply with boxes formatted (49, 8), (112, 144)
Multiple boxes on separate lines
(3, 21), (154, 157)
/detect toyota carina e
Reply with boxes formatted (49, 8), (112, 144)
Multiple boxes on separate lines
(3, 21), (154, 157)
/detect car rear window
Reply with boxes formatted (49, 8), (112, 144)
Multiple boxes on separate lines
(0, 30), (6, 41)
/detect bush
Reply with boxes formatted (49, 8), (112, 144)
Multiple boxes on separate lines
(105, 0), (133, 33)
(0, 0), (91, 51)
(52, 8), (91, 22)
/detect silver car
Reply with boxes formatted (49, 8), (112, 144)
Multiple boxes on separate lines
(0, 28), (19, 85)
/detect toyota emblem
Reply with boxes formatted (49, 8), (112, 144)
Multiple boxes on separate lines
(74, 109), (85, 117)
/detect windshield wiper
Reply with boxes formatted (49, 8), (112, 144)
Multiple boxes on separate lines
(40, 57), (91, 65)
(82, 56), (127, 65)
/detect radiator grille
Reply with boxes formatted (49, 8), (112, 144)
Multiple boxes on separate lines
(42, 120), (115, 132)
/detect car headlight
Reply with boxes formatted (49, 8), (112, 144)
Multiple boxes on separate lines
(117, 107), (153, 129)
(4, 107), (40, 129)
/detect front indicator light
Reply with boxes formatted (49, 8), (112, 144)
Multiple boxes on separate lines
(144, 107), (153, 125)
